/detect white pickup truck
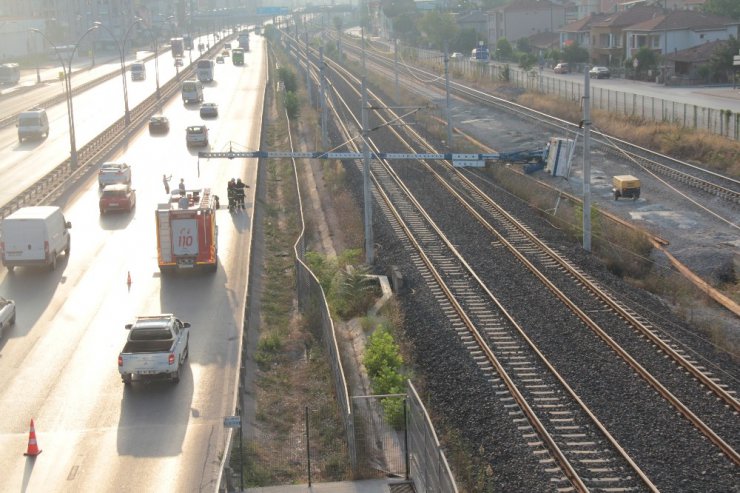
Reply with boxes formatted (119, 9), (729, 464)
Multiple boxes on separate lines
(118, 314), (190, 385)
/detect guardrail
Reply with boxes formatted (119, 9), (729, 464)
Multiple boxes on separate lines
(0, 42), (228, 220)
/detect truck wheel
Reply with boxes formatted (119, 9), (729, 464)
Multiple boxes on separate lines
(6, 265), (14, 273)
(183, 340), (189, 360)
(64, 240), (71, 256)
(172, 365), (181, 384)
(50, 252), (57, 271)
(122, 374), (132, 385)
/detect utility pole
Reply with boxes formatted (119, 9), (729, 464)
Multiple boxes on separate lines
(582, 68), (592, 252)
(394, 38), (399, 104)
(361, 78), (374, 264)
(304, 29), (311, 105)
(319, 47), (328, 148)
(444, 42), (453, 148)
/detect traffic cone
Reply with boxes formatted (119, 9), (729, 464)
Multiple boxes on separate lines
(127, 271), (132, 286)
(23, 419), (42, 456)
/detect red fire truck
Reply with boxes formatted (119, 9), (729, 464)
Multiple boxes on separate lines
(156, 188), (218, 272)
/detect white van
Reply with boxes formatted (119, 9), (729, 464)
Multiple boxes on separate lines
(17, 108), (49, 143)
(130, 60), (146, 81)
(1, 206), (71, 272)
(181, 79), (203, 104)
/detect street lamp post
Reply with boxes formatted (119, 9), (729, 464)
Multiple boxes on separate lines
(141, 27), (161, 99)
(95, 18), (142, 125)
(30, 26), (98, 168)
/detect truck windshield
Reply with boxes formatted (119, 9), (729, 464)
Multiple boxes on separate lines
(130, 328), (172, 340)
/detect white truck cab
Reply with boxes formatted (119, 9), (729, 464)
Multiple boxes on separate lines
(130, 60), (146, 80)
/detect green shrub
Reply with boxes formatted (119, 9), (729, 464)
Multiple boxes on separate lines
(284, 91), (300, 119)
(364, 325), (403, 378)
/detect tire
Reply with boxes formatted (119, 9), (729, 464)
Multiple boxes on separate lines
(183, 340), (189, 360)
(122, 374), (132, 385)
(172, 365), (181, 384)
(50, 252), (57, 271)
(6, 265), (14, 273)
(64, 239), (71, 256)
(9, 312), (15, 326)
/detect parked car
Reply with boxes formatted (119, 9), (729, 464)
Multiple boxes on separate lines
(216, 55), (224, 64)
(589, 66), (611, 79)
(553, 62), (569, 74)
(174, 57), (184, 67)
(450, 52), (464, 60)
(98, 162), (131, 188)
(99, 184), (136, 214)
(200, 102), (219, 118)
(186, 125), (209, 147)
(148, 115), (170, 134)
(0, 296), (16, 336)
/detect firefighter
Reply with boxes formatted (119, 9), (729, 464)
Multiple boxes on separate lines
(227, 178), (236, 212)
(162, 174), (172, 194)
(234, 178), (247, 209)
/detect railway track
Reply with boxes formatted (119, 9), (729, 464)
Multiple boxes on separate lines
(287, 32), (740, 491)
(336, 36), (740, 206)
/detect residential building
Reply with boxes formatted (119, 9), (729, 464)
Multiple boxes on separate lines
(488, 0), (567, 45)
(623, 9), (739, 62)
(589, 5), (663, 66)
(560, 13), (608, 52)
(455, 10), (488, 41)
(664, 38), (729, 81)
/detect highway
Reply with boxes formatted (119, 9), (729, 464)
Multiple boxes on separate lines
(0, 33), (265, 492)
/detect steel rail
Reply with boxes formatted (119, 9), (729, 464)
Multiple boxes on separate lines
(336, 38), (740, 204)
(332, 47), (740, 465)
(311, 40), (658, 491)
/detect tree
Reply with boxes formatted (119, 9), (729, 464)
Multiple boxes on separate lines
(451, 28), (480, 54)
(562, 43), (589, 64)
(707, 36), (740, 82)
(381, 0), (416, 19)
(496, 38), (513, 60)
(634, 46), (659, 75)
(417, 12), (458, 50)
(516, 37), (532, 54)
(703, 0), (740, 20)
(392, 13), (420, 44)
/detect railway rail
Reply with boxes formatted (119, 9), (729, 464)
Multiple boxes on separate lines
(336, 36), (740, 206)
(287, 31), (740, 490)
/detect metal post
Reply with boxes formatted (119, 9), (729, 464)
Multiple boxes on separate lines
(404, 397), (409, 481)
(361, 78), (374, 264)
(583, 68), (592, 252)
(361, 26), (366, 75)
(444, 42), (453, 148)
(394, 38), (399, 104)
(238, 410), (244, 492)
(154, 36), (160, 99)
(304, 30), (311, 105)
(319, 47), (328, 149)
(306, 406), (312, 486)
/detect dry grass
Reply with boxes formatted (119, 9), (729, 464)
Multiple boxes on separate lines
(518, 93), (740, 177)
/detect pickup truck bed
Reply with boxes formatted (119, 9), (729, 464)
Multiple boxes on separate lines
(121, 339), (174, 354)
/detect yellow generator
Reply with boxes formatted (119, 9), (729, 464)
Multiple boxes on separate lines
(612, 175), (641, 201)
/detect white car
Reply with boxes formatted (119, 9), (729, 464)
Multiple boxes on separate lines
(0, 296), (16, 336)
(186, 125), (209, 147)
(98, 162), (132, 188)
(450, 52), (464, 60)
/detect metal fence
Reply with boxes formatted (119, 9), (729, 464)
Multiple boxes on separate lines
(409, 47), (740, 141)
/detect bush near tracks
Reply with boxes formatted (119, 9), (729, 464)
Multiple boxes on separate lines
(364, 324), (408, 430)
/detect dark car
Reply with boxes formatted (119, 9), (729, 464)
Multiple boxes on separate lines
(100, 184), (136, 214)
(554, 62), (569, 74)
(200, 102), (219, 119)
(148, 115), (170, 134)
(589, 66), (611, 79)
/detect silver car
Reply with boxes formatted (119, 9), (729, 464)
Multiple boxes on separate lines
(0, 296), (16, 337)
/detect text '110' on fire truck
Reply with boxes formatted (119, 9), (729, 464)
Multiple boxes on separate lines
(156, 188), (218, 273)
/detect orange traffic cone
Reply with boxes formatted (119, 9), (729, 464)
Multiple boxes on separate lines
(127, 271), (132, 286)
(23, 419), (42, 456)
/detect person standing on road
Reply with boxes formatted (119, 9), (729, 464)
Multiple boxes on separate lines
(163, 174), (172, 194)
(179, 178), (186, 193)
